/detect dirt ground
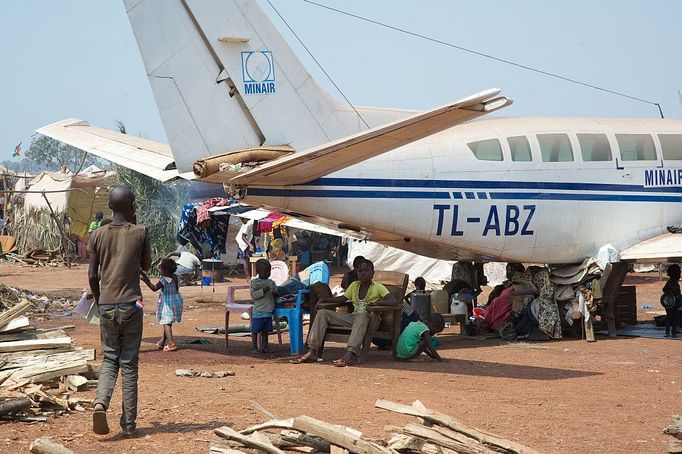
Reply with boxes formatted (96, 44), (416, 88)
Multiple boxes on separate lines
(0, 263), (679, 454)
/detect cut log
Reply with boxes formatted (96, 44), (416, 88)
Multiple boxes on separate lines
(0, 396), (32, 416)
(214, 426), (286, 454)
(331, 445), (350, 454)
(0, 337), (72, 353)
(292, 415), (392, 454)
(0, 300), (31, 330)
(240, 418), (294, 435)
(280, 429), (332, 451)
(29, 437), (74, 454)
(400, 423), (490, 454)
(375, 400), (539, 454)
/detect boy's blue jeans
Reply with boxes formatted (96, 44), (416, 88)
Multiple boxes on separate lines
(93, 302), (143, 432)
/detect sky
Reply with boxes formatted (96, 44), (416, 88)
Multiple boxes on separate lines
(1, 0), (681, 161)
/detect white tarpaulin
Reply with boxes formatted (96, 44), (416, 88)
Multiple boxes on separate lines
(348, 239), (455, 284)
(24, 172), (72, 212)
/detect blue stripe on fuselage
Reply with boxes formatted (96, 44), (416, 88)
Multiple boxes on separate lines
(247, 188), (682, 202)
(308, 177), (682, 194)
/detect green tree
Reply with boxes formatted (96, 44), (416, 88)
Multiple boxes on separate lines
(114, 121), (189, 272)
(27, 135), (99, 173)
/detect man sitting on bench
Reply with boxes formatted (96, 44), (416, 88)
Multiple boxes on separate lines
(293, 258), (397, 367)
(165, 249), (201, 285)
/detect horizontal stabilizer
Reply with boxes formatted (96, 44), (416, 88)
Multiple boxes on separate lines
(229, 89), (512, 186)
(36, 119), (182, 181)
(620, 233), (682, 262)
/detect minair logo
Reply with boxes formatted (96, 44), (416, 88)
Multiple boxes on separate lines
(644, 168), (682, 187)
(241, 51), (275, 95)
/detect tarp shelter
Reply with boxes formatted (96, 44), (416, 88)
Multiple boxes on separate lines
(22, 170), (115, 238)
(23, 172), (72, 213)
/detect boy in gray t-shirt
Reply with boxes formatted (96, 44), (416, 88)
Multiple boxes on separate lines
(250, 259), (278, 353)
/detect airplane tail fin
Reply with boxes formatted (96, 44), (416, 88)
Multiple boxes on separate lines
(124, 0), (364, 173)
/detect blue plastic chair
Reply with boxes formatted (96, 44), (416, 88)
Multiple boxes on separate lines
(274, 261), (330, 354)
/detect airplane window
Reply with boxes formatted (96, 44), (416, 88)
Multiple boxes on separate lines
(507, 136), (532, 161)
(616, 134), (656, 161)
(659, 134), (682, 160)
(577, 133), (612, 161)
(537, 133), (573, 162)
(467, 139), (503, 161)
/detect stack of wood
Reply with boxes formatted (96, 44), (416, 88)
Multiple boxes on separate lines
(6, 248), (61, 267)
(209, 399), (539, 454)
(0, 299), (96, 422)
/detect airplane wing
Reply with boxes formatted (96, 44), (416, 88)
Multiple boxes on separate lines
(36, 119), (183, 181)
(229, 89), (512, 186)
(620, 233), (682, 263)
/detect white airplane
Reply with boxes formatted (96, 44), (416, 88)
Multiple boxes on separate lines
(38, 0), (682, 265)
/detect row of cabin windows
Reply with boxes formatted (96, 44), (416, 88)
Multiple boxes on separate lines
(468, 133), (682, 162)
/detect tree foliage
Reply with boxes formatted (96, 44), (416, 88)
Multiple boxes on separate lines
(113, 121), (188, 273)
(26, 135), (99, 173)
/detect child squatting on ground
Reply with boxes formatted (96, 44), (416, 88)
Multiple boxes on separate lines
(141, 258), (184, 351)
(396, 313), (445, 361)
(250, 259), (278, 353)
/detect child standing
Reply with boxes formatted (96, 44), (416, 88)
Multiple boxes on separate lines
(250, 259), (277, 353)
(141, 258), (184, 351)
(396, 313), (445, 361)
(662, 264), (681, 337)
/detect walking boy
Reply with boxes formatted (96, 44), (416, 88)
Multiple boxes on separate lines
(88, 187), (151, 436)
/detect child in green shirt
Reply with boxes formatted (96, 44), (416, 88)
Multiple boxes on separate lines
(396, 313), (445, 361)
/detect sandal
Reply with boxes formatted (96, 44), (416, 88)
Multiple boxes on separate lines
(332, 357), (354, 367)
(156, 340), (164, 350)
(93, 408), (109, 435)
(163, 343), (177, 352)
(290, 354), (316, 364)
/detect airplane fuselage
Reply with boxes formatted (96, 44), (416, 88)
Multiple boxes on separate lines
(245, 116), (682, 264)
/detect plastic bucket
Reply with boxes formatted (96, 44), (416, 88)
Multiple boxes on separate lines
(201, 276), (212, 286)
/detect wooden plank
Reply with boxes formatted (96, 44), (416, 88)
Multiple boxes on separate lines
(0, 348), (75, 362)
(0, 300), (31, 330)
(375, 400), (539, 454)
(0, 329), (68, 343)
(331, 445), (350, 454)
(214, 426), (286, 454)
(0, 349), (94, 371)
(240, 418), (294, 435)
(401, 423), (490, 454)
(0, 316), (30, 333)
(0, 337), (72, 353)
(20, 362), (88, 383)
(292, 415), (392, 454)
(280, 429), (332, 451)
